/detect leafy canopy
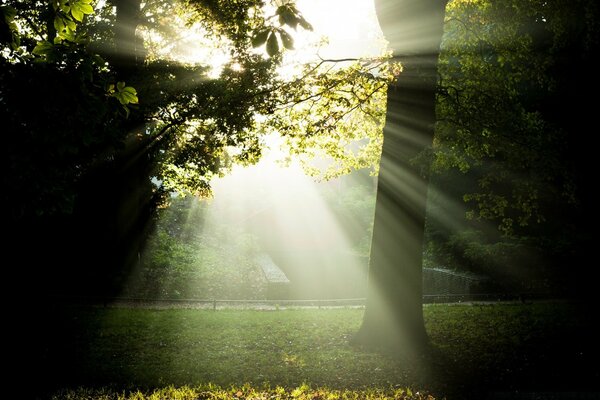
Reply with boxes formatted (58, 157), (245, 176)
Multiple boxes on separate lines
(1, 0), (395, 216)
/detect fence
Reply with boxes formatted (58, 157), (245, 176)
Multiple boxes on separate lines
(423, 267), (492, 295)
(48, 292), (556, 310)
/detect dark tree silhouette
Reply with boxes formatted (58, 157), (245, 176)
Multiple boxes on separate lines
(354, 0), (448, 351)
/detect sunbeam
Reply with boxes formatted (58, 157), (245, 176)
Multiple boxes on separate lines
(120, 0), (386, 302)
(7, 0), (599, 396)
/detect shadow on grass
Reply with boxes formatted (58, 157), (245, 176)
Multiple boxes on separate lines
(425, 302), (600, 399)
(33, 302), (600, 400)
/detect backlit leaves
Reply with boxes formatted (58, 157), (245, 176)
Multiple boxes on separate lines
(263, 56), (398, 179)
(53, 16), (76, 35)
(44, 0), (94, 50)
(279, 30), (294, 50)
(32, 40), (54, 56)
(70, 0), (94, 22)
(435, 0), (577, 233)
(6, 0), (387, 203)
(276, 4), (312, 31)
(266, 30), (279, 56)
(252, 1), (311, 57)
(254, 28), (294, 56)
(53, 0), (94, 23)
(251, 29), (269, 47)
(107, 82), (139, 117)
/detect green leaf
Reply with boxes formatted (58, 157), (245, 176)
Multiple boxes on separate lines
(53, 16), (65, 32)
(78, 3), (94, 14)
(70, 0), (95, 19)
(121, 86), (137, 95)
(128, 94), (139, 104)
(275, 5), (287, 16)
(65, 19), (76, 31)
(111, 82), (139, 105)
(121, 88), (139, 103)
(251, 29), (269, 48)
(279, 8), (299, 29)
(58, 28), (77, 42)
(32, 41), (54, 56)
(266, 32), (279, 57)
(119, 91), (138, 104)
(71, 7), (83, 21)
(298, 18), (313, 31)
(115, 93), (126, 104)
(279, 30), (294, 50)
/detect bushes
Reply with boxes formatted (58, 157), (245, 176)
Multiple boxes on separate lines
(424, 228), (554, 292)
(122, 197), (266, 300)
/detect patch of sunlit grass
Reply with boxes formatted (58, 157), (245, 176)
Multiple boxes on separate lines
(53, 384), (436, 400)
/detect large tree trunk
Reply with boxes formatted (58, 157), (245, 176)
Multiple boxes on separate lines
(110, 0), (143, 74)
(354, 0), (447, 352)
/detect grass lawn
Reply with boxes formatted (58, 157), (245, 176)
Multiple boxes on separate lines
(37, 302), (599, 399)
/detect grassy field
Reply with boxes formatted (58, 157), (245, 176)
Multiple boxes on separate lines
(37, 302), (599, 399)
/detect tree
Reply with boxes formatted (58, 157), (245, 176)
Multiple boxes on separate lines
(1, 0), (392, 296)
(353, 0), (448, 351)
(355, 0), (599, 351)
(424, 0), (593, 291)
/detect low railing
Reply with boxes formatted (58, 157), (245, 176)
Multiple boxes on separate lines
(48, 292), (561, 309)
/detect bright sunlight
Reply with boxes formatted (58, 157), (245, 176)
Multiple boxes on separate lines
(140, 0), (386, 77)
(123, 0), (387, 301)
(198, 0), (385, 300)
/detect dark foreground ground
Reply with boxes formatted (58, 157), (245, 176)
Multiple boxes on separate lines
(28, 301), (600, 399)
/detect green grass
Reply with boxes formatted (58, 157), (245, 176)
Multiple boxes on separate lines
(53, 384), (434, 400)
(38, 302), (599, 399)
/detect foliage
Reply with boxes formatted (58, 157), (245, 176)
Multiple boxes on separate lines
(108, 82), (139, 107)
(3, 0), (393, 287)
(123, 197), (266, 299)
(422, 0), (598, 283)
(318, 173), (377, 255)
(3, 0), (392, 208)
(1, 55), (127, 217)
(1, 1), (134, 217)
(142, 0), (391, 193)
(424, 227), (556, 291)
(251, 3), (313, 56)
(268, 58), (397, 180)
(434, 0), (595, 235)
(0, 5), (20, 50)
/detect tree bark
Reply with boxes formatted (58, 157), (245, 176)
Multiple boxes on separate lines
(110, 0), (143, 75)
(354, 0), (447, 352)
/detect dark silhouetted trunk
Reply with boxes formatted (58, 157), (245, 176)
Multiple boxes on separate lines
(110, 0), (143, 75)
(354, 0), (447, 352)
